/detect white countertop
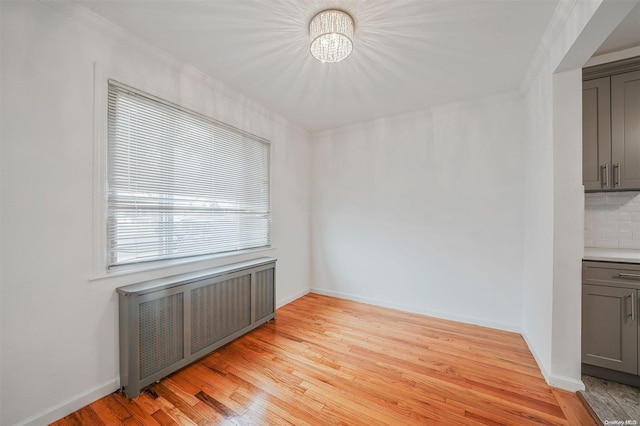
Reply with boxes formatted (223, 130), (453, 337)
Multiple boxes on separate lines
(583, 247), (640, 263)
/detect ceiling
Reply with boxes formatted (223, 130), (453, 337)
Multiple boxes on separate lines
(594, 0), (640, 56)
(70, 0), (613, 132)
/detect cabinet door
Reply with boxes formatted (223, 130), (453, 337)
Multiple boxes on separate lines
(583, 77), (611, 191)
(611, 70), (640, 189)
(582, 285), (637, 374)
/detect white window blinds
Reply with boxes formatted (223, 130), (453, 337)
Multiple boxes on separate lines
(107, 82), (270, 268)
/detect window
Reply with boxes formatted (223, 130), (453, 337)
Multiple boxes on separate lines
(107, 81), (270, 268)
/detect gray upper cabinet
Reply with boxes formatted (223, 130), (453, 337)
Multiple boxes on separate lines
(583, 58), (640, 192)
(611, 70), (640, 190)
(583, 77), (611, 191)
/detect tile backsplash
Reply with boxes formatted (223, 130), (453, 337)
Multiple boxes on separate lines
(585, 192), (640, 249)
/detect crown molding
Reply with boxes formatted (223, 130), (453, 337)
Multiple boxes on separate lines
(519, 0), (578, 94)
(312, 90), (522, 139)
(40, 0), (184, 72)
(38, 0), (310, 138)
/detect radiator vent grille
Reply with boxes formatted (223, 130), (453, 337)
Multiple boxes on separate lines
(118, 257), (276, 398)
(191, 276), (251, 354)
(139, 293), (184, 379)
(255, 269), (275, 320)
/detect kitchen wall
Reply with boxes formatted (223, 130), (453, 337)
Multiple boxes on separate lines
(585, 192), (640, 248)
(311, 93), (525, 331)
(0, 2), (311, 425)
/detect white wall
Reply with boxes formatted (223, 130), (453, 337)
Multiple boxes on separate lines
(521, 0), (637, 391)
(311, 93), (524, 331)
(308, 0), (638, 394)
(0, 2), (311, 425)
(521, 63), (585, 390)
(522, 56), (555, 380)
(521, 4), (592, 392)
(551, 68), (584, 388)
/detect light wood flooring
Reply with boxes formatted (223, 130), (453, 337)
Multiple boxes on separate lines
(581, 375), (640, 424)
(52, 293), (595, 425)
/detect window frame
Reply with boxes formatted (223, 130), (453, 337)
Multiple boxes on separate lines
(91, 66), (273, 280)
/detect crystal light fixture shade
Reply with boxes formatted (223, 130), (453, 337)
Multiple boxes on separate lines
(309, 9), (354, 63)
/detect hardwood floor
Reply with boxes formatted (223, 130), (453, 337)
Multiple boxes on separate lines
(52, 293), (595, 425)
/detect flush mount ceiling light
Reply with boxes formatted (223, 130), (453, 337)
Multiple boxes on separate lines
(309, 9), (354, 63)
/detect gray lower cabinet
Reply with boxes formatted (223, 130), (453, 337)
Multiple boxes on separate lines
(582, 261), (640, 385)
(582, 284), (637, 374)
(583, 58), (640, 191)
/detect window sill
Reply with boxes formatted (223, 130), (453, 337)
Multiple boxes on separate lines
(90, 246), (276, 286)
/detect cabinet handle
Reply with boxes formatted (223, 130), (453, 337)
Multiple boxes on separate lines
(617, 272), (640, 279)
(601, 164), (608, 188)
(631, 294), (636, 322)
(614, 163), (621, 187)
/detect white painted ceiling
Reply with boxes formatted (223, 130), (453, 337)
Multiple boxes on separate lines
(75, 0), (564, 132)
(594, 1), (640, 56)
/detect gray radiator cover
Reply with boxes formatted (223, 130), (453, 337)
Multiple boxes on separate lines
(117, 257), (276, 398)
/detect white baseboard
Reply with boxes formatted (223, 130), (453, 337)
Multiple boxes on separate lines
(311, 289), (587, 392)
(520, 332), (585, 392)
(277, 288), (311, 308)
(11, 378), (119, 426)
(310, 287), (521, 333)
(14, 288), (581, 425)
(521, 331), (552, 383)
(549, 374), (585, 392)
(12, 288), (309, 426)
